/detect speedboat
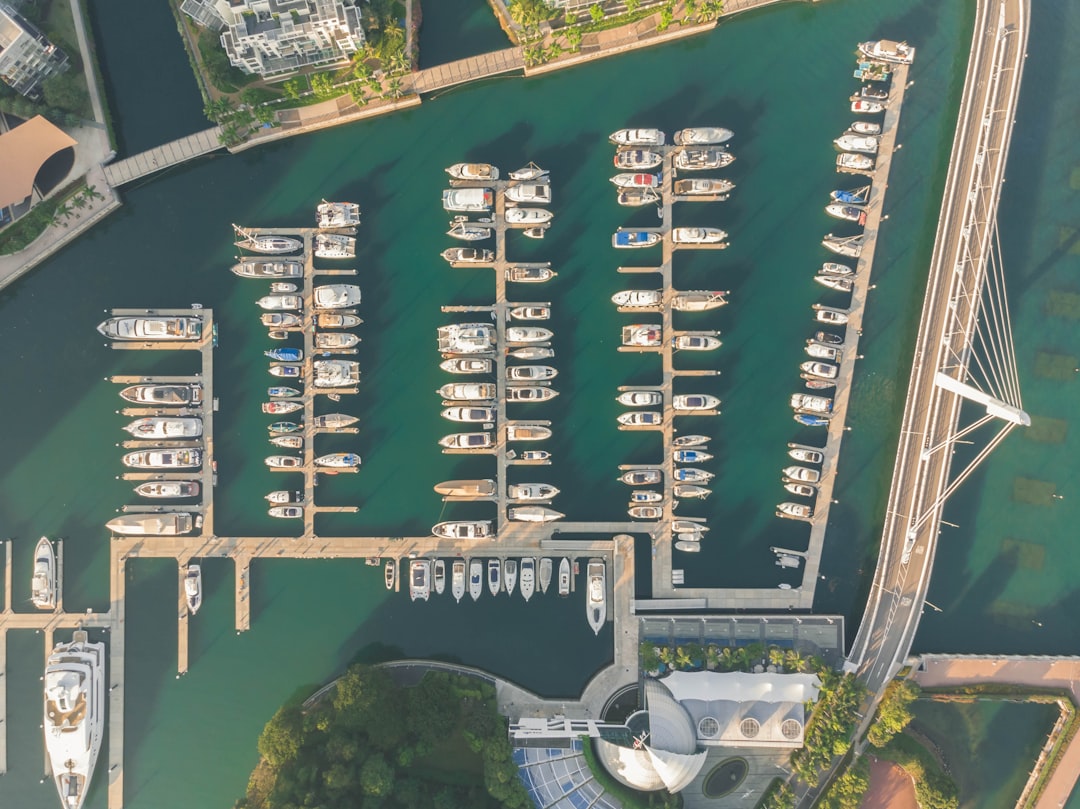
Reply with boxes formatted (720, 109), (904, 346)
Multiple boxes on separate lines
(786, 482), (817, 497)
(509, 162), (547, 181)
(31, 537), (57, 610)
(508, 483), (559, 501)
(314, 332), (360, 350)
(409, 559), (431, 602)
(619, 468), (661, 485)
(539, 558), (552, 594)
(519, 558), (536, 602)
(434, 479), (496, 497)
(443, 187), (494, 212)
(447, 219), (493, 241)
(486, 559), (501, 597)
(617, 187), (661, 207)
(261, 312), (302, 329)
(586, 559), (606, 635)
(674, 449), (712, 463)
(446, 163), (499, 181)
(791, 393), (834, 414)
(265, 490), (303, 504)
(119, 383), (202, 405)
(506, 424), (552, 441)
(806, 342), (841, 361)
(265, 455), (302, 468)
(672, 227), (727, 245)
(134, 480), (200, 498)
(630, 490), (662, 503)
(508, 346), (554, 360)
(612, 230), (662, 248)
(265, 346), (302, 362)
(673, 468), (713, 483)
(433, 559), (446, 596)
(674, 148), (735, 170)
(674, 127), (734, 145)
(508, 506), (564, 523)
(622, 323), (661, 347)
(231, 260), (303, 278)
(507, 365), (557, 381)
(825, 204), (867, 223)
(442, 247), (494, 264)
(672, 520), (709, 533)
(814, 330), (845, 345)
(558, 557), (571, 596)
(433, 521), (493, 539)
(439, 432), (494, 450)
(673, 394), (720, 411)
(789, 445), (824, 464)
(269, 282), (298, 294)
(612, 289), (663, 307)
(438, 382), (496, 401)
(851, 99), (885, 114)
(505, 182), (552, 205)
(777, 502), (814, 519)
(122, 417), (202, 438)
(783, 465), (821, 484)
(674, 541), (701, 553)
(805, 378), (836, 390)
(504, 208), (553, 224)
(505, 387), (558, 402)
(822, 234), (863, 258)
(314, 233), (355, 258)
(816, 275), (854, 292)
(672, 291), (729, 311)
(617, 390), (662, 406)
(523, 226), (548, 239)
(184, 564), (202, 613)
(673, 434), (710, 447)
(814, 305), (850, 325)
(234, 233), (302, 254)
(122, 449), (201, 469)
(858, 39), (915, 64)
(674, 484), (711, 499)
(437, 322), (495, 354)
(506, 326), (553, 343)
(795, 413), (830, 427)
(617, 411), (662, 426)
(609, 128), (665, 146)
(314, 453), (361, 468)
(629, 505), (661, 520)
(313, 413), (359, 430)
(44, 631), (105, 809)
(451, 559), (466, 603)
(313, 360), (360, 387)
(673, 334), (722, 351)
(317, 313), (362, 328)
(313, 284), (362, 309)
(440, 357), (493, 374)
(835, 134), (879, 154)
(469, 559), (483, 601)
(316, 200), (360, 228)
(821, 261), (855, 276)
(97, 316), (202, 341)
(269, 364), (302, 378)
(850, 121), (881, 135)
(506, 266), (557, 284)
(610, 172), (660, 188)
(831, 186), (871, 205)
(257, 295), (302, 311)
(385, 560), (396, 591)
(520, 450), (550, 461)
(674, 178), (735, 196)
(503, 559), (518, 596)
(268, 385), (301, 398)
(801, 361), (839, 379)
(441, 406), (496, 423)
(837, 153), (874, 171)
(510, 305), (550, 320)
(614, 149), (663, 169)
(106, 513), (194, 535)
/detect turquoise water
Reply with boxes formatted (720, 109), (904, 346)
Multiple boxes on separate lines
(419, 0), (511, 68)
(9, 0), (1074, 806)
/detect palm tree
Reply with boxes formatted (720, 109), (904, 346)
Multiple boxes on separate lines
(71, 194), (87, 210)
(784, 649), (806, 673)
(383, 77), (404, 100)
(768, 647), (785, 669)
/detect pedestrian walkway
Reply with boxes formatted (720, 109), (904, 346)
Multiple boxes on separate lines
(103, 127), (223, 187)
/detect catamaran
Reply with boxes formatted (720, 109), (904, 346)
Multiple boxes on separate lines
(314, 233), (356, 258)
(316, 200), (360, 228)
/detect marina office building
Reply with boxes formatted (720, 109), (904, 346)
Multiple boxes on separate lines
(180, 0), (366, 78)
(0, 2), (68, 98)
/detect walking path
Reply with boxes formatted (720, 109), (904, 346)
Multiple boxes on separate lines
(103, 128), (222, 187)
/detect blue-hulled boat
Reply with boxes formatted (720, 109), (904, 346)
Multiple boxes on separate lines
(794, 414), (830, 427)
(674, 450), (713, 463)
(265, 347), (303, 362)
(830, 185), (870, 205)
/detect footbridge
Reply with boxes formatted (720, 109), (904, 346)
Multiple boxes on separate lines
(102, 126), (223, 187)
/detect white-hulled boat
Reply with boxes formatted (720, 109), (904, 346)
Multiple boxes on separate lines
(785, 482), (817, 498)
(440, 358), (493, 375)
(268, 364), (302, 379)
(674, 178), (735, 196)
(443, 247), (494, 264)
(506, 424), (552, 441)
(609, 128), (665, 146)
(232, 260), (303, 278)
(801, 360), (839, 379)
(434, 479), (496, 497)
(586, 559), (606, 635)
(612, 229), (662, 249)
(672, 520), (709, 534)
(557, 557), (571, 596)
(672, 291), (729, 311)
(119, 383), (202, 405)
(610, 172), (660, 188)
(385, 560), (396, 591)
(674, 148), (735, 170)
(622, 323), (661, 347)
(447, 219), (493, 241)
(446, 163), (499, 181)
(614, 149), (663, 169)
(313, 284), (361, 309)
(835, 134), (879, 154)
(850, 121), (882, 135)
(619, 469), (661, 486)
(674, 434), (710, 447)
(858, 39), (914, 64)
(674, 127), (734, 145)
(505, 386), (559, 402)
(509, 162), (547, 181)
(673, 394), (721, 411)
(791, 393), (834, 414)
(504, 207), (553, 224)
(617, 187), (662, 207)
(629, 505), (661, 520)
(134, 480), (200, 498)
(777, 502), (814, 519)
(674, 541), (702, 553)
(122, 417), (202, 439)
(675, 449), (713, 463)
(519, 558), (536, 602)
(837, 153), (875, 172)
(506, 266), (556, 283)
(783, 465), (821, 484)
(825, 204), (867, 223)
(184, 564), (202, 614)
(44, 630), (105, 809)
(265, 490), (303, 504)
(443, 187), (494, 212)
(451, 559), (466, 602)
(510, 305), (550, 320)
(508, 483), (559, 501)
(508, 506), (564, 523)
(506, 326), (553, 344)
(314, 453), (361, 468)
(523, 226), (548, 239)
(438, 322), (496, 354)
(433, 559), (445, 596)
(822, 234), (863, 258)
(409, 559), (431, 602)
(674, 484), (711, 499)
(441, 406), (496, 423)
(821, 261), (855, 276)
(318, 312), (362, 329)
(316, 200), (360, 228)
(806, 342), (841, 361)
(31, 537), (57, 610)
(618, 411), (662, 427)
(814, 305), (851, 325)
(507, 365), (557, 381)
(257, 294), (303, 311)
(673, 334), (722, 351)
(816, 275), (855, 293)
(265, 455), (302, 468)
(438, 382), (496, 401)
(261, 313), (302, 330)
(433, 521), (493, 539)
(539, 558), (552, 594)
(315, 233), (356, 258)
(97, 316), (202, 341)
(851, 99), (885, 114)
(315, 332), (360, 350)
(612, 289), (663, 307)
(314, 360), (360, 388)
(673, 468), (714, 483)
(122, 449), (202, 469)
(439, 432), (493, 450)
(468, 559), (483, 601)
(672, 227), (728, 245)
(487, 559), (501, 596)
(630, 490), (662, 504)
(617, 390), (662, 407)
(788, 446), (824, 464)
(234, 233), (302, 254)
(503, 559), (517, 596)
(506, 182), (552, 205)
(509, 347), (554, 360)
(106, 513), (194, 536)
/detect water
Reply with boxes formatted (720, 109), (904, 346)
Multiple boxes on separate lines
(418, 0), (510, 68)
(4, 0), (1071, 806)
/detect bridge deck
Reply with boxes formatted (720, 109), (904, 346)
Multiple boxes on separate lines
(103, 127), (223, 187)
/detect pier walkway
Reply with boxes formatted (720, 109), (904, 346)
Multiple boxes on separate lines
(409, 48), (523, 94)
(102, 127), (223, 187)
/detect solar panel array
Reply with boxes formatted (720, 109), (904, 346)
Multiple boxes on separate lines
(514, 741), (623, 809)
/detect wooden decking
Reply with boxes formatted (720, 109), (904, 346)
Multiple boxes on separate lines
(102, 127), (223, 187)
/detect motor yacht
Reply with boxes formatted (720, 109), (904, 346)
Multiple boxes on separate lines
(119, 383), (202, 405)
(122, 417), (202, 439)
(519, 558), (536, 602)
(451, 559), (466, 603)
(434, 479), (496, 497)
(409, 559), (431, 602)
(617, 390), (662, 407)
(508, 483), (559, 501)
(790, 393), (834, 414)
(385, 560), (396, 591)
(313, 284), (361, 309)
(433, 521), (493, 539)
(674, 178), (735, 196)
(777, 502), (814, 519)
(97, 316), (202, 341)
(783, 465), (822, 484)
(504, 208), (553, 224)
(539, 558), (552, 594)
(506, 424), (552, 441)
(619, 469), (661, 485)
(469, 559), (483, 601)
(816, 275), (854, 292)
(672, 291), (729, 311)
(837, 153), (875, 171)
(617, 187), (662, 207)
(442, 247), (494, 264)
(439, 432), (494, 450)
(558, 558), (571, 596)
(433, 559), (446, 596)
(106, 513), (194, 536)
(609, 128), (665, 146)
(612, 289), (663, 307)
(505, 386), (559, 402)
(617, 411), (662, 427)
(505, 182), (552, 205)
(801, 361), (839, 379)
(814, 305), (851, 325)
(315, 332), (360, 350)
(487, 559), (501, 596)
(851, 99), (885, 114)
(440, 358), (493, 374)
(507, 365), (557, 381)
(441, 406), (496, 423)
(835, 134), (879, 154)
(257, 295), (303, 311)
(610, 173), (660, 189)
(674, 148), (735, 170)
(438, 382), (496, 401)
(134, 481), (200, 498)
(673, 394), (721, 411)
(506, 266), (557, 283)
(674, 127), (734, 145)
(629, 505), (662, 520)
(265, 455), (302, 468)
(31, 537), (57, 610)
(673, 334), (722, 351)
(508, 506), (564, 523)
(446, 163), (499, 181)
(318, 313), (362, 328)
(586, 560), (606, 635)
(503, 559), (518, 597)
(232, 260), (303, 278)
(613, 149), (662, 169)
(443, 187), (494, 211)
(672, 227), (728, 245)
(122, 449), (201, 469)
(265, 490), (303, 504)
(509, 306), (550, 320)
(858, 39), (914, 64)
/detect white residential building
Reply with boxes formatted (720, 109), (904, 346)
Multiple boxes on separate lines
(181, 0), (365, 78)
(0, 2), (69, 98)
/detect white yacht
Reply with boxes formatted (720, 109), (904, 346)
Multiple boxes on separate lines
(508, 483), (559, 501)
(673, 334), (722, 351)
(437, 323), (496, 354)
(508, 506), (564, 523)
(672, 227), (728, 245)
(119, 383), (202, 405)
(505, 387), (559, 402)
(539, 558), (552, 594)
(777, 502), (814, 520)
(788, 445), (824, 464)
(858, 39), (914, 64)
(106, 513), (194, 536)
(505, 182), (552, 205)
(44, 631), (105, 809)
(487, 559), (501, 596)
(509, 163), (547, 181)
(446, 163), (499, 181)
(503, 559), (518, 596)
(440, 358), (492, 374)
(257, 294), (303, 311)
(674, 148), (735, 170)
(439, 432), (493, 450)
(469, 559), (484, 601)
(674, 178), (735, 196)
(231, 260), (302, 278)
(97, 316), (202, 341)
(783, 465), (822, 484)
(612, 289), (663, 308)
(432, 521), (492, 539)
(441, 406), (496, 423)
(443, 187), (494, 211)
(447, 219), (493, 241)
(314, 332), (360, 350)
(617, 390), (662, 407)
(609, 128), (665, 146)
(134, 480), (200, 498)
(409, 559), (431, 602)
(314, 453), (362, 468)
(184, 564), (202, 614)
(316, 200), (360, 228)
(509, 346), (554, 360)
(433, 559), (446, 596)
(438, 382), (496, 401)
(506, 424), (552, 441)
(613, 149), (663, 169)
(435, 479), (497, 497)
(558, 558), (571, 596)
(835, 134), (879, 154)
(507, 365), (557, 382)
(234, 232), (302, 253)
(122, 449), (202, 469)
(506, 326), (553, 344)
(313, 284), (361, 309)
(837, 153), (875, 171)
(673, 394), (721, 411)
(451, 559), (466, 603)
(506, 266), (556, 283)
(504, 207), (553, 225)
(519, 558), (536, 602)
(672, 291), (729, 311)
(31, 537), (57, 610)
(622, 323), (661, 347)
(674, 127), (734, 145)
(509, 305), (550, 320)
(619, 469), (662, 486)
(122, 417), (202, 439)
(618, 411), (662, 427)
(586, 559), (606, 635)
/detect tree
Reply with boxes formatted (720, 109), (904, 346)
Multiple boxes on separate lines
(311, 72), (338, 99)
(406, 674), (460, 744)
(42, 72), (87, 115)
(589, 3), (604, 24)
(768, 646), (786, 669)
(565, 26), (583, 52)
(705, 644), (720, 670)
(509, 0), (557, 28)
(784, 649), (807, 672)
(257, 705), (304, 768)
(282, 78), (305, 100)
(821, 758), (870, 809)
(384, 77), (404, 99)
(657, 6), (673, 31)
(359, 752), (395, 797)
(626, 0), (641, 11)
(640, 641), (661, 671)
(868, 679), (920, 747)
(675, 646), (692, 669)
